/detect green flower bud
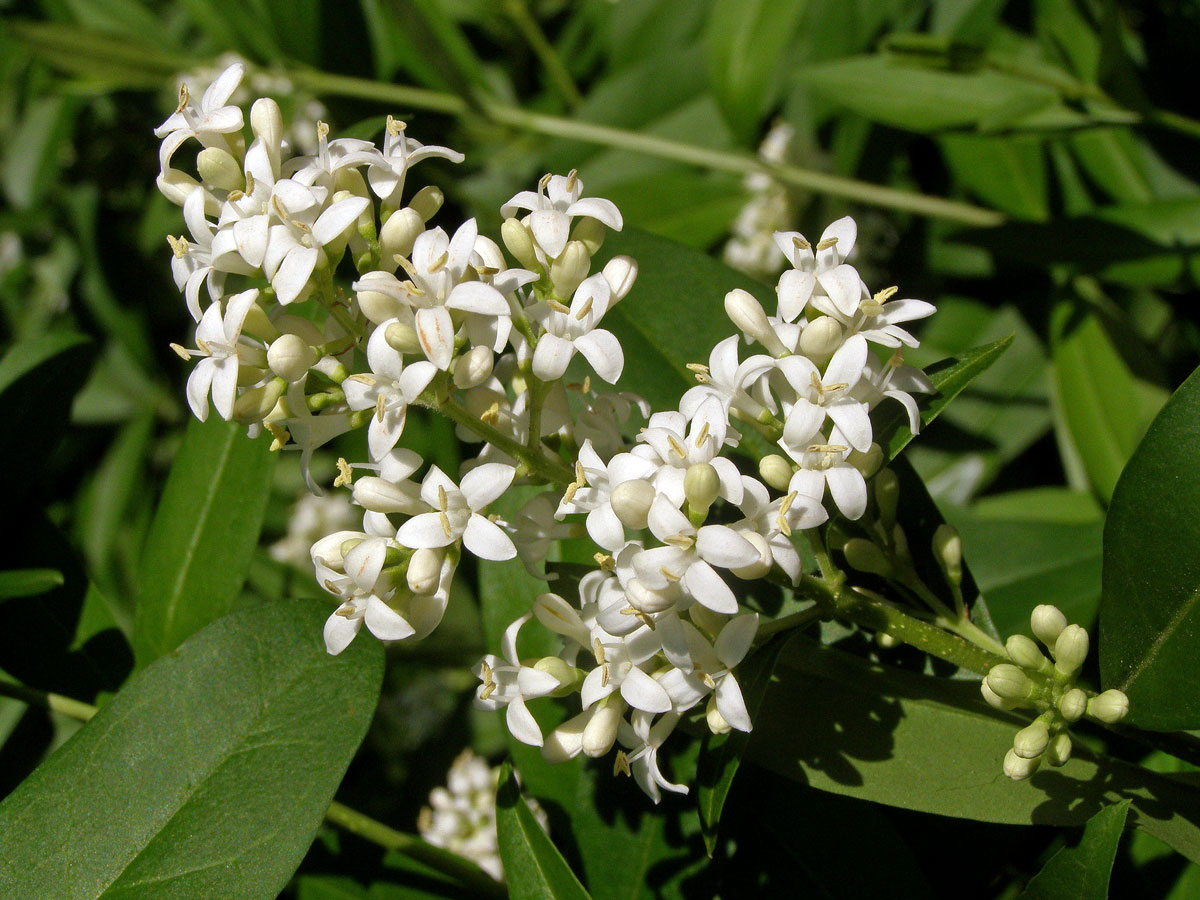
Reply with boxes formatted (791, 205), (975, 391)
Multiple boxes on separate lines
(250, 97), (283, 172)
(1013, 721), (1050, 759)
(706, 694), (732, 735)
(874, 467), (900, 530)
(384, 321), (422, 355)
(582, 695), (624, 757)
(197, 147), (243, 192)
(534, 656), (582, 697)
(986, 664), (1035, 702)
(502, 218), (539, 271)
(267, 333), (317, 382)
(848, 442), (884, 479)
(1031, 604), (1068, 648)
(1087, 689), (1130, 724)
(730, 531), (772, 580)
(1058, 687), (1087, 722)
(797, 316), (844, 362)
(1053, 624), (1089, 676)
(406, 548), (442, 595)
(232, 377), (286, 422)
(932, 524), (962, 586)
(550, 240), (591, 299)
(380, 207), (424, 261)
(842, 538), (892, 577)
(758, 454), (794, 491)
(1003, 748), (1041, 780)
(724, 288), (788, 357)
(408, 185), (444, 222)
(684, 462), (721, 512)
(602, 255), (637, 304)
(571, 216), (607, 255)
(981, 678), (1016, 710)
(353, 476), (425, 516)
(626, 578), (675, 614)
(1045, 733), (1072, 767)
(1005, 635), (1048, 672)
(453, 344), (494, 390)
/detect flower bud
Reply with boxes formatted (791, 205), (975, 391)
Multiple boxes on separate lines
(384, 321), (422, 355)
(1003, 748), (1041, 780)
(232, 378), (285, 422)
(981, 678), (1016, 710)
(250, 97), (283, 172)
(848, 443), (884, 479)
(1012, 721), (1049, 759)
(550, 241), (591, 299)
(353, 476), (424, 515)
(1005, 635), (1048, 672)
(534, 656), (581, 697)
(689, 602), (726, 636)
(533, 593), (590, 645)
(1053, 624), (1089, 676)
(502, 218), (540, 270)
(356, 284), (404, 325)
(196, 147), (243, 192)
(706, 695), (732, 735)
(724, 288), (788, 357)
(1045, 733), (1072, 767)
(1058, 687), (1087, 722)
(730, 531), (772, 580)
(542, 712), (587, 763)
(267, 333), (317, 382)
(684, 462), (721, 512)
(758, 454), (793, 491)
(380, 207), (424, 261)
(798, 316), (844, 360)
(453, 344), (494, 389)
(932, 524), (962, 586)
(874, 467), (899, 530)
(626, 578), (675, 614)
(1087, 689), (1130, 724)
(842, 538), (892, 577)
(242, 302), (281, 342)
(408, 185), (444, 222)
(602, 255), (637, 304)
(1031, 604), (1068, 647)
(610, 479), (655, 530)
(406, 548), (442, 595)
(582, 696), (623, 758)
(570, 216), (607, 255)
(986, 664), (1035, 702)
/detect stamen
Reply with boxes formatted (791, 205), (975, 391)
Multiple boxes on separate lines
(566, 169), (578, 191)
(265, 422), (290, 452)
(437, 485), (448, 511)
(334, 603), (357, 619)
(244, 171), (256, 196)
(480, 402), (501, 425)
(439, 511), (452, 539)
(169, 342), (192, 361)
(686, 363), (710, 374)
(792, 235), (810, 252)
(660, 566), (681, 583)
(593, 638), (606, 666)
(317, 120), (329, 141)
(695, 422), (711, 446)
(547, 298), (571, 315)
(613, 750), (631, 777)
(701, 672), (717, 689)
(594, 552), (615, 572)
(375, 393), (386, 423)
(386, 115), (404, 136)
(574, 296), (594, 320)
(166, 235), (189, 258)
(667, 435), (687, 459)
(816, 236), (839, 251)
(334, 458), (354, 488)
(429, 250), (449, 273)
(664, 534), (695, 549)
(175, 82), (189, 114)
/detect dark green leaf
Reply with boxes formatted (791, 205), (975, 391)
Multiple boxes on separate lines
(1101, 363), (1200, 730)
(697, 634), (788, 855)
(0, 568), (64, 601)
(132, 416), (275, 667)
(496, 760), (593, 900)
(940, 133), (1050, 220)
(1020, 800), (1130, 899)
(0, 598), (383, 899)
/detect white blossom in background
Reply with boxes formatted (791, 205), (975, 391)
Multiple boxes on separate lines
(418, 749), (548, 882)
(270, 490), (358, 569)
(723, 121), (795, 280)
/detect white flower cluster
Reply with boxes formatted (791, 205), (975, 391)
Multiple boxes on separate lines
(723, 121), (795, 280)
(417, 749), (548, 882)
(155, 64), (940, 804)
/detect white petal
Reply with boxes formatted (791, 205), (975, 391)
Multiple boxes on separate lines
(506, 696), (544, 747)
(824, 334), (868, 388)
(460, 463), (516, 509)
(530, 209), (569, 259)
(621, 667), (672, 714)
(312, 196), (369, 246)
(532, 333), (576, 381)
(782, 399), (825, 450)
(586, 505), (626, 552)
(415, 306), (455, 370)
(446, 281), (509, 315)
(817, 264), (862, 317)
(777, 270), (815, 322)
(210, 359), (239, 420)
(715, 614), (759, 669)
(233, 217), (268, 268)
(581, 666), (616, 709)
(566, 197), (623, 230)
(203, 62), (246, 109)
(463, 515), (517, 560)
(826, 465), (867, 520)
(323, 610), (362, 656)
(274, 246), (319, 305)
(696, 524), (759, 568)
(819, 216), (857, 263)
(447, 218), (478, 278)
(715, 675), (752, 732)
(365, 596), (416, 641)
(683, 561), (739, 614)
(397, 512), (457, 548)
(574, 329), (624, 383)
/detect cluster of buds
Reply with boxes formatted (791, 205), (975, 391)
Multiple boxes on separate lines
(983, 604), (1129, 780)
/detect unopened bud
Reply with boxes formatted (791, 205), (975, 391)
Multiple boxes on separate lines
(1053, 624), (1089, 676)
(724, 288), (788, 357)
(353, 476), (424, 515)
(408, 185), (444, 222)
(502, 218), (540, 270)
(1058, 687), (1087, 722)
(197, 147), (243, 192)
(706, 694), (732, 735)
(1003, 748), (1041, 780)
(874, 468), (899, 529)
(731, 531), (772, 580)
(453, 344), (494, 389)
(534, 656), (580, 697)
(602, 255), (637, 303)
(981, 678), (1016, 710)
(268, 334), (317, 382)
(986, 664), (1035, 702)
(1031, 604), (1068, 647)
(542, 713), (586, 763)
(571, 216), (607, 255)
(406, 548), (442, 595)
(1005, 635), (1048, 672)
(932, 524), (962, 586)
(550, 241), (591, 299)
(232, 378), (285, 422)
(626, 578), (674, 614)
(582, 696), (623, 757)
(848, 443), (884, 479)
(842, 538), (892, 577)
(684, 462), (721, 511)
(1087, 689), (1130, 724)
(1013, 721), (1050, 759)
(250, 98), (283, 172)
(610, 479), (655, 530)
(759, 454), (793, 491)
(1045, 733), (1072, 767)
(798, 316), (844, 360)
(384, 321), (422, 355)
(242, 301), (281, 342)
(380, 207), (424, 261)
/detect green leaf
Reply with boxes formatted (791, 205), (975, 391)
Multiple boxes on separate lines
(496, 760), (593, 900)
(706, 0), (808, 143)
(1, 95), (83, 209)
(798, 55), (1059, 132)
(0, 598), (383, 899)
(132, 417), (275, 667)
(749, 637), (1200, 849)
(877, 333), (1014, 462)
(1019, 800), (1130, 899)
(1050, 301), (1164, 503)
(697, 635), (788, 855)
(0, 568), (64, 601)
(1100, 363), (1200, 730)
(940, 133), (1050, 220)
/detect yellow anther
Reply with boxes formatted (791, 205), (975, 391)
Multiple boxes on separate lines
(386, 115), (405, 136)
(539, 172), (553, 191)
(574, 296), (594, 320)
(566, 169), (578, 191)
(244, 171), (256, 196)
(701, 672), (717, 689)
(438, 510), (452, 539)
(375, 392), (387, 423)
(474, 264), (499, 277)
(547, 298), (571, 315)
(581, 375), (591, 394)
(593, 637), (606, 665)
(694, 373), (711, 384)
(266, 422), (290, 451)
(334, 603), (357, 618)
(334, 458), (354, 489)
(889, 348), (905, 368)
(601, 663), (610, 687)
(874, 285), (899, 304)
(166, 234), (189, 258)
(664, 534), (695, 550)
(816, 236), (839, 251)
(667, 435), (687, 459)
(614, 750), (631, 777)
(807, 443), (847, 454)
(792, 235), (811, 252)
(169, 342), (192, 361)
(575, 460), (587, 488)
(695, 421), (711, 446)
(176, 82), (189, 113)
(323, 579), (341, 595)
(594, 552), (615, 572)
(660, 566), (681, 583)
(195, 337), (212, 355)
(687, 362), (710, 374)
(437, 485), (448, 511)
(619, 607), (657, 630)
(777, 490), (797, 537)
(429, 250), (449, 273)
(480, 402), (501, 425)
(317, 120), (329, 140)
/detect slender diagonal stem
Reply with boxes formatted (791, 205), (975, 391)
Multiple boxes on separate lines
(434, 394), (574, 486)
(502, 0), (583, 108)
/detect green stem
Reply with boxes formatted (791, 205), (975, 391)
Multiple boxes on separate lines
(435, 394), (574, 486)
(756, 605), (824, 640)
(841, 596), (1004, 676)
(0, 680), (97, 722)
(324, 801), (505, 898)
(502, 0), (584, 109)
(287, 69), (1004, 227)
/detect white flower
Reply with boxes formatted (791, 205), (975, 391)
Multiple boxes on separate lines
(314, 533), (416, 654)
(155, 62), (246, 173)
(169, 189), (227, 322)
(634, 395), (743, 507)
(473, 614), (561, 746)
(263, 180), (369, 304)
(658, 614), (758, 731)
(343, 321), (438, 461)
(397, 464), (517, 560)
(776, 334), (873, 454)
(852, 352), (935, 436)
(501, 171), (622, 260)
(555, 441), (657, 551)
(785, 442), (867, 521)
(679, 334), (776, 421)
(619, 711), (689, 804)
(773, 218), (866, 321)
(179, 288), (262, 421)
(581, 625), (671, 715)
(731, 476), (825, 583)
(529, 272), (624, 383)
(285, 123), (379, 190)
(368, 116), (464, 206)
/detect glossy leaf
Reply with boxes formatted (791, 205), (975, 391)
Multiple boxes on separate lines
(0, 599), (383, 899)
(496, 761), (593, 900)
(132, 416), (275, 666)
(1020, 799), (1130, 899)
(697, 634), (788, 855)
(0, 568), (64, 601)
(1100, 364), (1200, 730)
